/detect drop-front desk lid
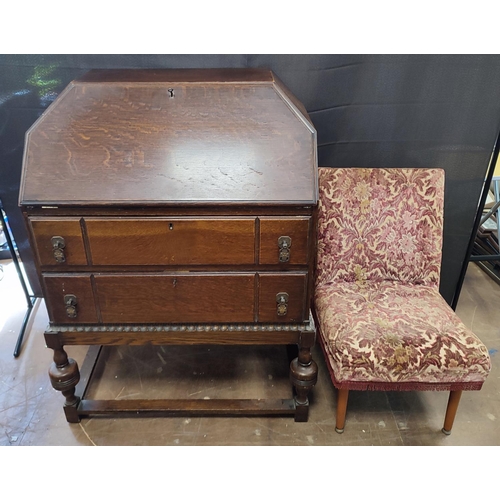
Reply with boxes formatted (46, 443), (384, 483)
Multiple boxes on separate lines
(19, 68), (317, 207)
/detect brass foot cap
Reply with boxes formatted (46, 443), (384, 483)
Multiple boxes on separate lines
(335, 427), (345, 434)
(441, 428), (451, 436)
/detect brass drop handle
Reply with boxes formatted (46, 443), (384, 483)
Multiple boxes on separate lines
(51, 236), (66, 263)
(278, 236), (292, 263)
(64, 294), (77, 318)
(276, 292), (289, 316)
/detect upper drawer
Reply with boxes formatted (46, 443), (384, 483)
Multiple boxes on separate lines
(85, 218), (255, 266)
(30, 218), (87, 266)
(259, 217), (311, 265)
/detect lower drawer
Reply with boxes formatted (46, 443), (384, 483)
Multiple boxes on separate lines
(94, 274), (255, 323)
(43, 272), (309, 324)
(43, 275), (98, 324)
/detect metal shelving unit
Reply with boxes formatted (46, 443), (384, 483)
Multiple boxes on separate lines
(0, 201), (36, 357)
(452, 128), (500, 309)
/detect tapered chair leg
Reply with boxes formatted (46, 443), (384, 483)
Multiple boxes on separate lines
(335, 388), (349, 434)
(442, 390), (462, 435)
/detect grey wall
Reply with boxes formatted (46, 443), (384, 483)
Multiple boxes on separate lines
(1, 54), (500, 304)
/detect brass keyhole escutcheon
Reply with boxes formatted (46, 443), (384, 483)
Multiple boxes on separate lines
(276, 292), (289, 316)
(51, 236), (66, 263)
(64, 294), (78, 318)
(278, 236), (291, 263)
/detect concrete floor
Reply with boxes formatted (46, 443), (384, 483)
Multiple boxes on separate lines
(0, 258), (499, 446)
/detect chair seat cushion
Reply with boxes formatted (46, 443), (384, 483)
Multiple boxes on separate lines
(314, 280), (491, 391)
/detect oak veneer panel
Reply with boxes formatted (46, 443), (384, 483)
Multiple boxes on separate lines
(77, 398), (296, 416)
(30, 218), (87, 266)
(259, 217), (310, 265)
(57, 330), (301, 346)
(258, 273), (308, 322)
(20, 70), (316, 206)
(94, 274), (255, 323)
(86, 218), (255, 266)
(43, 275), (98, 324)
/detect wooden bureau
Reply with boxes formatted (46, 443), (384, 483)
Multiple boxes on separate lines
(19, 68), (318, 422)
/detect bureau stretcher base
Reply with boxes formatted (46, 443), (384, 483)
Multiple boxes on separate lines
(44, 319), (317, 423)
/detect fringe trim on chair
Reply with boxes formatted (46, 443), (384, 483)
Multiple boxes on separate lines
(313, 313), (485, 393)
(331, 380), (484, 392)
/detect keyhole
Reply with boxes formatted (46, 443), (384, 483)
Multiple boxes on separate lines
(168, 88), (174, 98)
(169, 223), (174, 230)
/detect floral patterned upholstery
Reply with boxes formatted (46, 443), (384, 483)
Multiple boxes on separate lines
(314, 167), (491, 391)
(316, 167), (445, 289)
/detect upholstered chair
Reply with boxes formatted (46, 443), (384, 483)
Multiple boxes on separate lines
(314, 167), (491, 434)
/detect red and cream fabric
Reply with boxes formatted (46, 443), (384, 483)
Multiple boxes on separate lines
(314, 167), (491, 391)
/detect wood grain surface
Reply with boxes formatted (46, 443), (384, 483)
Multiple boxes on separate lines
(31, 218), (87, 266)
(94, 273), (255, 323)
(20, 70), (316, 206)
(259, 216), (310, 265)
(43, 275), (98, 324)
(86, 217), (256, 265)
(258, 272), (308, 322)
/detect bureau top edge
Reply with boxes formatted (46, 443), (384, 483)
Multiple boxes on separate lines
(74, 68), (276, 84)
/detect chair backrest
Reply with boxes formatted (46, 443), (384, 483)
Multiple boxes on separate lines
(316, 167), (445, 288)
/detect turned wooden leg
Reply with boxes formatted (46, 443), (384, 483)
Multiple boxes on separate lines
(48, 345), (81, 423)
(335, 388), (349, 433)
(290, 330), (318, 422)
(442, 390), (462, 435)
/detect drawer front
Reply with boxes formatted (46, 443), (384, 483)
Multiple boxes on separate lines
(259, 273), (308, 322)
(259, 217), (310, 265)
(31, 218), (87, 266)
(86, 218), (255, 266)
(43, 275), (98, 324)
(94, 274), (255, 323)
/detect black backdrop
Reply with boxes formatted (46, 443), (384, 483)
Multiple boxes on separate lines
(1, 54), (500, 305)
